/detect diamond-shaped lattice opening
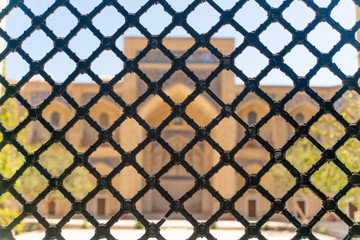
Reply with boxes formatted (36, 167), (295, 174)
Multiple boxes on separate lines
(22, 30), (53, 60)
(15, 167), (48, 201)
(91, 50), (124, 79)
(235, 190), (271, 221)
(89, 146), (120, 175)
(116, 166), (143, 198)
(39, 143), (73, 176)
(260, 70), (293, 100)
(261, 214), (295, 239)
(336, 92), (360, 123)
(331, 0), (357, 29)
(46, 7), (78, 38)
(211, 25), (243, 56)
(313, 212), (346, 239)
(284, 45), (317, 76)
(160, 215), (193, 239)
(18, 121), (50, 151)
(142, 189), (168, 218)
(337, 138), (360, 172)
(140, 4), (172, 35)
(69, 29), (100, 59)
(187, 2), (221, 34)
(308, 22), (340, 53)
(138, 95), (171, 127)
(234, 0), (267, 32)
(161, 124), (195, 150)
(163, 27), (195, 52)
(38, 190), (71, 221)
(186, 48), (219, 77)
(310, 68), (342, 96)
(22, 75), (52, 104)
(261, 164), (295, 198)
(187, 92), (221, 126)
(69, 0), (102, 14)
(117, 0), (147, 12)
(260, 22), (292, 54)
(3, 8), (31, 38)
(63, 167), (96, 199)
(119, 74), (146, 104)
(282, 1), (315, 30)
(287, 138), (321, 173)
(93, 6), (125, 36)
(45, 52), (76, 82)
(87, 190), (120, 224)
(0, 192), (22, 226)
(236, 47), (269, 77)
(261, 116), (290, 148)
(310, 114), (345, 149)
(142, 144), (170, 174)
(333, 44), (358, 76)
(212, 165), (241, 198)
(43, 98), (73, 129)
(66, 120), (98, 149)
(118, 118), (145, 151)
(115, 27), (143, 51)
(266, 0), (285, 8)
(183, 190), (215, 219)
(139, 50), (171, 80)
(234, 142), (267, 165)
(285, 93), (318, 123)
(89, 96), (122, 128)
(0, 145), (24, 178)
(288, 189), (322, 223)
(312, 161), (347, 196)
(160, 165), (195, 195)
(4, 52), (29, 80)
(0, 98), (26, 129)
(236, 93), (270, 123)
(338, 188), (360, 220)
(186, 141), (219, 174)
(211, 117), (238, 150)
(163, 73), (195, 103)
(24, 0), (55, 15)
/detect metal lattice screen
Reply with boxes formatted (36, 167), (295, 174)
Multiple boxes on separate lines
(0, 0), (360, 239)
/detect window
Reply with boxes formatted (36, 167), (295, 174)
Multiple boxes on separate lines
(96, 197), (107, 216)
(99, 113), (109, 128)
(50, 112), (60, 128)
(247, 199), (257, 218)
(248, 111), (257, 125)
(48, 200), (56, 216)
(348, 202), (357, 220)
(295, 112), (305, 123)
(295, 198), (306, 218)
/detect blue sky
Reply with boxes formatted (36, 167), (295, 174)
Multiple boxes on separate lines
(0, 0), (358, 86)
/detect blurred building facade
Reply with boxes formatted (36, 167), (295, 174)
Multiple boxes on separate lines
(11, 37), (353, 221)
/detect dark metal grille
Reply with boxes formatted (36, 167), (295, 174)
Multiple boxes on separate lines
(0, 0), (360, 239)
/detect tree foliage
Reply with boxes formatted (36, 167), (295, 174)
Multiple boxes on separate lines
(272, 92), (360, 207)
(1, 95), (93, 224)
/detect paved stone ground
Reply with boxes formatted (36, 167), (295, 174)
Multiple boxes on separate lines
(15, 228), (336, 240)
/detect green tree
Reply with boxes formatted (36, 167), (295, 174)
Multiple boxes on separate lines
(272, 92), (360, 216)
(1, 94), (93, 234)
